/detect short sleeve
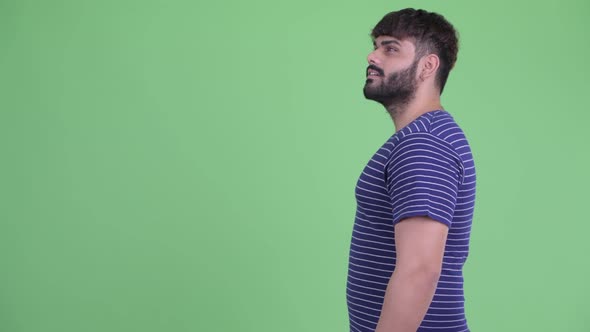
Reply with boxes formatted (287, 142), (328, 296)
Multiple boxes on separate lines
(386, 133), (462, 228)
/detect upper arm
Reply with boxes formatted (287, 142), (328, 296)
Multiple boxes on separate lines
(394, 216), (448, 274)
(387, 133), (461, 228)
(387, 133), (462, 273)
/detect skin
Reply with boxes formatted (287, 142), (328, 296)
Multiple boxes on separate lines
(375, 216), (448, 332)
(364, 36), (450, 332)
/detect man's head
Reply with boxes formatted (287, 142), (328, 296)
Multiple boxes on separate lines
(363, 8), (459, 107)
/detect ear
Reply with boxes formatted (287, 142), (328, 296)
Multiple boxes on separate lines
(419, 54), (440, 82)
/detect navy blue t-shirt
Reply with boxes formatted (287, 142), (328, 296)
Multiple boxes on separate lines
(346, 110), (476, 332)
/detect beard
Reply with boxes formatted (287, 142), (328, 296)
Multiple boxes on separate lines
(363, 59), (419, 109)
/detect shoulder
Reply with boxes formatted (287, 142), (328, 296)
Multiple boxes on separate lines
(388, 132), (461, 173)
(392, 110), (465, 146)
(387, 111), (466, 183)
(391, 111), (466, 159)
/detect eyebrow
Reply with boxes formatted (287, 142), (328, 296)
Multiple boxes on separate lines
(372, 39), (402, 47)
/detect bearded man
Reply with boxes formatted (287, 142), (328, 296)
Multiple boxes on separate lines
(346, 8), (477, 332)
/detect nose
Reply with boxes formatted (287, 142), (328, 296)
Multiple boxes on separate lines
(367, 50), (379, 65)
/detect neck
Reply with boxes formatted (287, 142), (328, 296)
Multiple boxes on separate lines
(385, 88), (443, 133)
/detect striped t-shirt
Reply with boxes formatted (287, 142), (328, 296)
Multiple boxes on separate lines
(346, 109), (476, 332)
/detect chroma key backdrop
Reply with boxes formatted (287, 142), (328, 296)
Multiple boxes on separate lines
(1, 0), (588, 331)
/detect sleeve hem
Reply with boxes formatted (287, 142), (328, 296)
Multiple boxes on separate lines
(392, 211), (452, 228)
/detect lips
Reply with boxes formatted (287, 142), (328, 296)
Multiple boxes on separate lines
(366, 67), (382, 77)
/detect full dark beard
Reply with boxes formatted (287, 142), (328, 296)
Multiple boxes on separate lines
(363, 59), (419, 110)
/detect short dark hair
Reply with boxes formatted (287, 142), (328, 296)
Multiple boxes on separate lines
(370, 8), (459, 94)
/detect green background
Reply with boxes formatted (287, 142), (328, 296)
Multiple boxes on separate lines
(1, 0), (589, 331)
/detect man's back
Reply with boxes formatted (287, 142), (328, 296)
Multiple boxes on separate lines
(346, 109), (476, 332)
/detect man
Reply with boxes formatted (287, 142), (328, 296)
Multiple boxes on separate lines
(346, 8), (476, 332)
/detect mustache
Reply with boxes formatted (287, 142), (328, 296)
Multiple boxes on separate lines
(366, 65), (384, 76)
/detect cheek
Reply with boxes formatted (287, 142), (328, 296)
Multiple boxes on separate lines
(383, 64), (401, 75)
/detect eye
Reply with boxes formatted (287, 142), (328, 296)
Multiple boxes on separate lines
(386, 46), (398, 53)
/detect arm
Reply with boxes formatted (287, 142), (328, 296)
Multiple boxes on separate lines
(379, 132), (461, 331)
(374, 216), (448, 332)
